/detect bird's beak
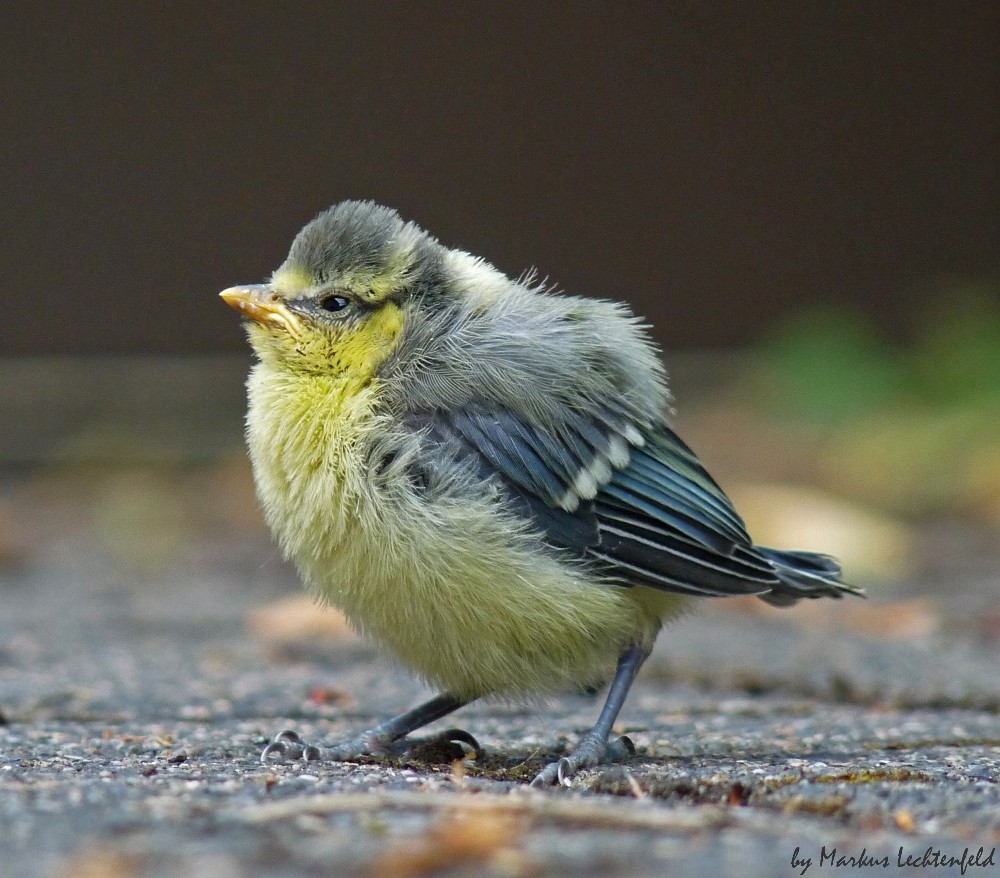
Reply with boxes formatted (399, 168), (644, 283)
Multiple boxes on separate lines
(219, 285), (303, 340)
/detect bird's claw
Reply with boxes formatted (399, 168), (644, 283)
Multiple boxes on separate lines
(261, 729), (311, 762)
(261, 727), (482, 765)
(606, 734), (636, 762)
(530, 734), (635, 787)
(261, 727), (393, 764)
(420, 728), (482, 756)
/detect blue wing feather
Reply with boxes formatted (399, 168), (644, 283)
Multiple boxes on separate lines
(411, 406), (854, 602)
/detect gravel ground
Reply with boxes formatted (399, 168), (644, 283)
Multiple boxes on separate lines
(1, 472), (998, 878)
(1, 357), (998, 877)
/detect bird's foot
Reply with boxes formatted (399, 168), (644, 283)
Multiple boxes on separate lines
(530, 732), (635, 787)
(260, 727), (481, 764)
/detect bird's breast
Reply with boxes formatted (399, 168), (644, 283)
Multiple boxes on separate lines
(243, 362), (661, 697)
(244, 363), (383, 559)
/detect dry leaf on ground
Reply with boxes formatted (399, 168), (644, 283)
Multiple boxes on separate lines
(248, 593), (356, 643)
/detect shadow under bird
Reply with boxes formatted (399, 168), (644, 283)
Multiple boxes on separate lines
(221, 201), (862, 786)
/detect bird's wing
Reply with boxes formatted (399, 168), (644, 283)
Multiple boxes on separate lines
(411, 406), (783, 598)
(592, 431), (781, 596)
(416, 407), (604, 551)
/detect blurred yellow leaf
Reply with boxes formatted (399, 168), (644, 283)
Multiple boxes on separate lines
(248, 593), (356, 643)
(728, 482), (914, 582)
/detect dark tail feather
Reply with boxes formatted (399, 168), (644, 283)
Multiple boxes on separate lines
(757, 547), (864, 607)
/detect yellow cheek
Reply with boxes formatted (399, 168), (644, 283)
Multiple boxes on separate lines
(248, 301), (404, 386)
(322, 302), (404, 379)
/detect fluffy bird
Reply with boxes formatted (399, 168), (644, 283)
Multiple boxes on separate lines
(221, 201), (861, 786)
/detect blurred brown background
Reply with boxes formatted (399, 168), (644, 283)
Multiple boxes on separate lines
(2, 3), (999, 589)
(2, 3), (996, 356)
(3, 14), (1000, 873)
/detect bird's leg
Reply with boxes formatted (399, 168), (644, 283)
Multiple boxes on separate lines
(531, 643), (650, 787)
(261, 693), (478, 763)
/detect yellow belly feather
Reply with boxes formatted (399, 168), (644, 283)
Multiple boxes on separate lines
(245, 362), (678, 699)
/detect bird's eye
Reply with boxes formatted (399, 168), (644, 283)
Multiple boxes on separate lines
(318, 295), (350, 313)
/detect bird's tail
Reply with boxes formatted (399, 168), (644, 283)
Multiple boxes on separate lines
(757, 547), (864, 607)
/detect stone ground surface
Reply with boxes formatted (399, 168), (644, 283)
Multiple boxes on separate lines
(2, 470), (998, 878)
(1, 358), (998, 877)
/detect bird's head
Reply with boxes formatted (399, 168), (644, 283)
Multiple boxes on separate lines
(221, 201), (445, 379)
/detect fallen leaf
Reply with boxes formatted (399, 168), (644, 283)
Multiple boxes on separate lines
(308, 686), (354, 706)
(718, 596), (940, 640)
(55, 847), (142, 878)
(249, 594), (356, 642)
(727, 482), (915, 581)
(368, 806), (530, 878)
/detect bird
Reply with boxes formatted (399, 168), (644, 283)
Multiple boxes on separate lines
(220, 200), (862, 786)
